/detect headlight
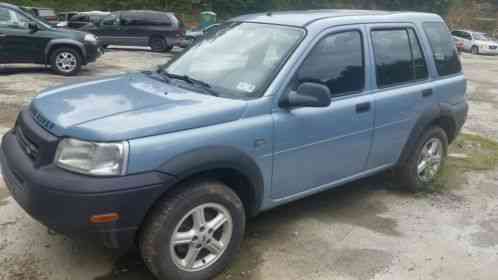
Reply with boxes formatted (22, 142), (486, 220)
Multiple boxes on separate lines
(84, 34), (98, 43)
(55, 138), (128, 176)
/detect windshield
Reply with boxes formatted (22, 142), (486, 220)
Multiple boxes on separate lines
(165, 22), (304, 99)
(474, 33), (491, 41)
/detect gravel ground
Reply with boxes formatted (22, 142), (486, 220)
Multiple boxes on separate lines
(0, 51), (498, 280)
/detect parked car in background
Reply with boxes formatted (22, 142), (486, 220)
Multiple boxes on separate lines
(0, 3), (102, 75)
(185, 23), (221, 42)
(64, 11), (110, 29)
(1, 10), (466, 280)
(452, 30), (498, 55)
(21, 6), (58, 26)
(55, 11), (79, 27)
(81, 10), (185, 51)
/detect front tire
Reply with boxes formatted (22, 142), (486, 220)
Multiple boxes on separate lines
(140, 180), (245, 280)
(471, 46), (479, 55)
(50, 47), (82, 76)
(398, 127), (448, 192)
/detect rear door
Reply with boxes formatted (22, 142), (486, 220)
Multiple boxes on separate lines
(366, 24), (433, 168)
(119, 11), (149, 46)
(94, 12), (122, 45)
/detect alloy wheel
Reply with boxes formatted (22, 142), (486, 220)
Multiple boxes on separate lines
(55, 52), (77, 73)
(417, 138), (443, 183)
(169, 203), (233, 272)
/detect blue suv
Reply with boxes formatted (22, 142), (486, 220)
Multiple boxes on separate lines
(0, 10), (467, 280)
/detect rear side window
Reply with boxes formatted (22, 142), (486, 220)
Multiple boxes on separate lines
(0, 7), (12, 24)
(297, 30), (365, 97)
(122, 12), (171, 26)
(423, 22), (462, 76)
(408, 29), (429, 81)
(372, 28), (428, 87)
(149, 13), (171, 26)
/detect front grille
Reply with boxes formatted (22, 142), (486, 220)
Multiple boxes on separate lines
(14, 108), (59, 167)
(16, 124), (39, 160)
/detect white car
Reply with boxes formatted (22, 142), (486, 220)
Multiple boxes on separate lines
(452, 30), (498, 55)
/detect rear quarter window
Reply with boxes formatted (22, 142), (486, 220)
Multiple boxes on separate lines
(423, 22), (462, 76)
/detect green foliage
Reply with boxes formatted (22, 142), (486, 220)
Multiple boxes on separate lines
(6, 0), (467, 18)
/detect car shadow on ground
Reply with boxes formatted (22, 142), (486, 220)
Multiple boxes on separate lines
(0, 65), (52, 75)
(92, 172), (407, 280)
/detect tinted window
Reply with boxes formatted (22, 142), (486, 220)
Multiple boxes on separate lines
(408, 29), (429, 81)
(0, 8), (31, 29)
(149, 13), (171, 25)
(298, 31), (365, 97)
(102, 14), (118, 25)
(0, 7), (11, 24)
(121, 12), (170, 26)
(372, 29), (414, 87)
(423, 22), (462, 76)
(71, 15), (89, 22)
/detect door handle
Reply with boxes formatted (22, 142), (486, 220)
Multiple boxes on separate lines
(422, 89), (433, 97)
(356, 102), (371, 113)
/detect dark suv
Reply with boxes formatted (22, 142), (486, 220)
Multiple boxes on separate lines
(0, 3), (102, 75)
(82, 10), (185, 52)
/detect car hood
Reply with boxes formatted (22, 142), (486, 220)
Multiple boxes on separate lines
(31, 73), (248, 141)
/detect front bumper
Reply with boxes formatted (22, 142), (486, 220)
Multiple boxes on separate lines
(84, 42), (104, 64)
(0, 129), (176, 249)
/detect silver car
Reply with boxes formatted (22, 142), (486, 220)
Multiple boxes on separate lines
(452, 30), (498, 55)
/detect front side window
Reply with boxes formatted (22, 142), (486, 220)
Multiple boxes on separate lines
(297, 31), (365, 97)
(423, 22), (462, 77)
(165, 22), (304, 99)
(102, 14), (119, 26)
(372, 28), (428, 88)
(0, 8), (31, 29)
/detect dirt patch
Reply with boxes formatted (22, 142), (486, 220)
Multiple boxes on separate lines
(333, 248), (393, 280)
(471, 219), (498, 248)
(0, 252), (48, 280)
(0, 184), (10, 208)
(94, 251), (156, 280)
(427, 133), (498, 193)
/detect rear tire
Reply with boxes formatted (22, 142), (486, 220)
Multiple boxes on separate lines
(50, 47), (82, 76)
(397, 127), (448, 192)
(149, 36), (169, 52)
(140, 180), (245, 280)
(471, 46), (479, 55)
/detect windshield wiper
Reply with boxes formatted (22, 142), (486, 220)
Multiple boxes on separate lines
(157, 69), (219, 97)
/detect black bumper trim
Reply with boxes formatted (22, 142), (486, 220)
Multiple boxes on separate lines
(1, 131), (177, 249)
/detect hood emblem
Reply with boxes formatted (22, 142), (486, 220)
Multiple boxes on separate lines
(31, 107), (55, 131)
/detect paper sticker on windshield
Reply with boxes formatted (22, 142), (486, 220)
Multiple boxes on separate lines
(237, 82), (256, 93)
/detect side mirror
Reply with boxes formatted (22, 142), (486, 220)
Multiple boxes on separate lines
(28, 22), (39, 32)
(280, 82), (332, 108)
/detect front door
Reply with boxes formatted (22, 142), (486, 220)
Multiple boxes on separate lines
(272, 26), (374, 199)
(0, 7), (46, 63)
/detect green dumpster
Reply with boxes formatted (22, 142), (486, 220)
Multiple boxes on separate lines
(200, 11), (217, 28)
